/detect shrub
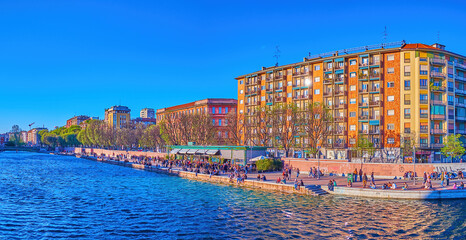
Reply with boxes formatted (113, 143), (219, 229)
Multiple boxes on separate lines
(256, 158), (283, 172)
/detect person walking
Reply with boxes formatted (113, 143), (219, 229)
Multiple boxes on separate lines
(353, 169), (358, 182)
(297, 168), (300, 178)
(371, 172), (375, 185)
(446, 172), (450, 186)
(359, 169), (363, 182)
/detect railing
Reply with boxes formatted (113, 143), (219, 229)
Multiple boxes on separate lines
(359, 88), (368, 93)
(334, 90), (346, 95)
(457, 129), (466, 134)
(274, 75), (285, 80)
(369, 101), (381, 106)
(404, 129), (411, 133)
(370, 60), (381, 66)
(430, 86), (446, 92)
(456, 102), (466, 107)
(420, 128), (428, 134)
(404, 100), (411, 105)
(323, 78), (333, 84)
(370, 73), (381, 79)
(266, 77), (273, 82)
(299, 95), (311, 100)
(431, 143), (444, 148)
(430, 71), (446, 78)
(359, 130), (369, 134)
(359, 62), (369, 67)
(431, 100), (445, 105)
(370, 88), (381, 92)
(334, 143), (347, 148)
(333, 130), (347, 135)
(266, 99), (273, 103)
(404, 86), (411, 90)
(420, 113), (428, 118)
(431, 129), (446, 134)
(404, 114), (411, 119)
(359, 115), (369, 120)
(369, 130), (380, 134)
(334, 117), (346, 122)
(334, 78), (345, 84)
(359, 74), (369, 80)
(456, 89), (466, 95)
(266, 87), (273, 92)
(419, 143), (429, 148)
(305, 41), (406, 60)
(359, 102), (368, 107)
(323, 67), (333, 72)
(431, 114), (446, 120)
(456, 62), (466, 69)
(456, 75), (466, 81)
(430, 58), (446, 65)
(420, 85), (428, 89)
(334, 104), (346, 109)
(420, 100), (428, 104)
(275, 97), (284, 102)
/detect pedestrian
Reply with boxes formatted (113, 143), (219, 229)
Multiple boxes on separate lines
(297, 168), (300, 178)
(423, 172), (427, 184)
(363, 173), (368, 188)
(353, 169), (358, 182)
(359, 168), (363, 182)
(371, 172), (375, 185)
(446, 173), (450, 186)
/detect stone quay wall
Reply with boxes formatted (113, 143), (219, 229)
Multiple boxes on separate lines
(283, 158), (466, 178)
(69, 147), (167, 159)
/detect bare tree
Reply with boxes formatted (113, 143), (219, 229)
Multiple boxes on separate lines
(224, 111), (242, 145)
(269, 103), (302, 157)
(302, 102), (333, 157)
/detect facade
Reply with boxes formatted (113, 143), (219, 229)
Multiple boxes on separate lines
(104, 106), (131, 128)
(27, 128), (47, 146)
(169, 145), (267, 165)
(0, 133), (9, 146)
(140, 108), (155, 119)
(236, 41), (466, 163)
(20, 131), (28, 143)
(132, 117), (157, 127)
(156, 98), (237, 143)
(66, 115), (90, 128)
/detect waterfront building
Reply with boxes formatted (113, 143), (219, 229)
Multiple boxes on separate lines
(236, 41), (466, 163)
(104, 106), (131, 128)
(66, 115), (90, 128)
(156, 98), (238, 144)
(20, 131), (28, 143)
(140, 108), (155, 119)
(132, 117), (157, 127)
(27, 128), (47, 146)
(0, 133), (9, 146)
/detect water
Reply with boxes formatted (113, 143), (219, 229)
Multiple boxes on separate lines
(0, 152), (465, 239)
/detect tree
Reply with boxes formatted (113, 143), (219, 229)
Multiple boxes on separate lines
(139, 125), (165, 151)
(224, 111), (242, 145)
(441, 134), (466, 162)
(9, 125), (22, 146)
(270, 103), (302, 157)
(302, 102), (333, 157)
(353, 134), (376, 163)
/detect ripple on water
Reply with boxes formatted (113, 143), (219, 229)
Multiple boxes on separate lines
(0, 152), (465, 239)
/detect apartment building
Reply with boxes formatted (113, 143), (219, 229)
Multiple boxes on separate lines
(66, 115), (90, 128)
(156, 98), (237, 143)
(236, 41), (466, 162)
(104, 106), (131, 129)
(140, 108), (155, 119)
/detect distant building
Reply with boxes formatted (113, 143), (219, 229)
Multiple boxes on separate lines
(66, 115), (90, 128)
(27, 128), (47, 146)
(140, 108), (155, 119)
(20, 131), (28, 143)
(0, 133), (9, 146)
(132, 117), (157, 127)
(156, 98), (237, 143)
(104, 105), (131, 128)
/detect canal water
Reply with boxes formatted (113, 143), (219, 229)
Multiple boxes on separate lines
(0, 152), (465, 239)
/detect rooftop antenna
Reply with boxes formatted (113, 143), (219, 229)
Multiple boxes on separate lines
(273, 46), (280, 67)
(383, 26), (388, 47)
(437, 31), (440, 43)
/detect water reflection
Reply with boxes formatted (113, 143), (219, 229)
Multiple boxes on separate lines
(0, 152), (464, 239)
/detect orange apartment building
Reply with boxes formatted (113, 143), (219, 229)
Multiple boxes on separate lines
(156, 98), (237, 144)
(236, 41), (466, 163)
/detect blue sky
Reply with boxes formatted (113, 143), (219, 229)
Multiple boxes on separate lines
(1, 0), (465, 132)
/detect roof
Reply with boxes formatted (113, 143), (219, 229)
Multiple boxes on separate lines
(156, 98), (237, 114)
(402, 43), (438, 50)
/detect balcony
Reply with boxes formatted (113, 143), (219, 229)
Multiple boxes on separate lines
(334, 78), (345, 84)
(431, 114), (446, 120)
(430, 58), (446, 65)
(431, 143), (444, 148)
(323, 78), (333, 84)
(334, 90), (346, 96)
(334, 117), (347, 122)
(266, 87), (273, 92)
(358, 74), (369, 80)
(456, 102), (466, 107)
(359, 115), (369, 120)
(430, 86), (446, 92)
(430, 71), (446, 78)
(359, 102), (369, 107)
(431, 100), (445, 105)
(420, 128), (428, 134)
(370, 60), (381, 66)
(369, 73), (381, 79)
(292, 70), (310, 77)
(431, 129), (446, 134)
(359, 129), (369, 134)
(359, 62), (369, 67)
(456, 75), (466, 81)
(359, 88), (368, 93)
(299, 94), (311, 100)
(419, 143), (429, 148)
(334, 104), (347, 109)
(266, 77), (273, 82)
(420, 85), (428, 90)
(323, 91), (332, 97)
(370, 87), (381, 93)
(369, 130), (380, 134)
(404, 129), (411, 134)
(369, 100), (381, 106)
(334, 142), (347, 148)
(404, 114), (411, 119)
(274, 75), (285, 80)
(275, 97), (285, 102)
(420, 100), (428, 104)
(333, 129), (347, 135)
(404, 100), (411, 105)
(266, 99), (273, 104)
(457, 129), (466, 134)
(420, 113), (428, 118)
(456, 62), (466, 70)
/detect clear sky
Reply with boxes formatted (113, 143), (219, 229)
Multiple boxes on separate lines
(1, 0), (465, 133)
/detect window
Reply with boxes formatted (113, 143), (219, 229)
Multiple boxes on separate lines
(387, 55), (394, 61)
(287, 93), (292, 98)
(218, 119), (222, 126)
(225, 107), (228, 113)
(239, 110), (243, 114)
(404, 65), (411, 76)
(240, 100), (243, 104)
(212, 107), (216, 113)
(388, 109), (395, 116)
(287, 81), (292, 86)
(350, 98), (356, 104)
(315, 65), (320, 71)
(350, 85), (356, 91)
(219, 107), (222, 114)
(350, 60), (356, 65)
(314, 89), (320, 95)
(387, 82), (394, 88)
(240, 90), (243, 94)
(240, 80), (243, 84)
(388, 96), (395, 102)
(420, 79), (428, 87)
(350, 112), (356, 117)
(420, 65), (428, 75)
(350, 72), (356, 78)
(387, 67), (395, 74)
(212, 119), (216, 125)
(314, 77), (320, 82)
(387, 124), (395, 130)
(404, 80), (410, 90)
(350, 125), (356, 131)
(387, 138), (395, 144)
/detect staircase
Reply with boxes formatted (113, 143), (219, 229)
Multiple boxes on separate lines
(305, 185), (328, 196)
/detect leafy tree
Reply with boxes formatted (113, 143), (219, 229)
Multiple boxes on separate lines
(256, 158), (283, 172)
(302, 102), (333, 157)
(441, 134), (466, 162)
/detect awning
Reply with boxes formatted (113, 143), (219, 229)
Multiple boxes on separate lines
(178, 149), (189, 154)
(196, 149), (208, 155)
(187, 149), (198, 154)
(170, 149), (180, 154)
(205, 150), (220, 155)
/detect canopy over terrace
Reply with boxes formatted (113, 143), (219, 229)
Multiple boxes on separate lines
(167, 145), (268, 165)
